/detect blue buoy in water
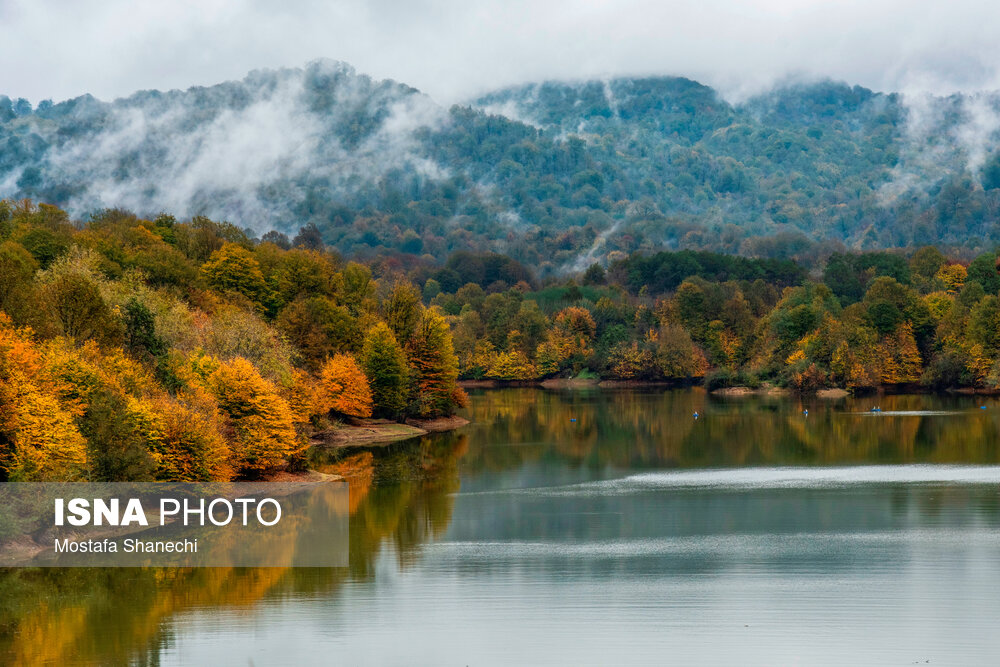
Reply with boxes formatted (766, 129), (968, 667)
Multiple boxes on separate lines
(803, 409), (809, 416)
(570, 418), (577, 422)
(981, 406), (988, 410)
(693, 412), (700, 419)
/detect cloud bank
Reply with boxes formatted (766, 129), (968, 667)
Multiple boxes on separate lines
(3, 0), (1000, 106)
(2, 62), (450, 230)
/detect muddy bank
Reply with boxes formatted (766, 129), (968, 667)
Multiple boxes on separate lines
(312, 420), (429, 446)
(262, 469), (343, 483)
(540, 378), (600, 389)
(816, 388), (851, 399)
(407, 415), (470, 432)
(711, 385), (791, 397)
(312, 416), (470, 448)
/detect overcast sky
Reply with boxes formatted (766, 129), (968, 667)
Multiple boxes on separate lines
(2, 0), (999, 105)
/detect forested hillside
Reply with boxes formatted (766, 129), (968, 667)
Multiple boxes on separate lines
(3, 62), (1000, 274)
(5, 200), (1000, 484)
(0, 201), (465, 483)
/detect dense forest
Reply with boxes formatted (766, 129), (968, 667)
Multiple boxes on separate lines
(3, 199), (1000, 483)
(4, 61), (1000, 274)
(0, 200), (465, 483)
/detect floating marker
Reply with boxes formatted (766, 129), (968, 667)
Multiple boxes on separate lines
(981, 406), (988, 410)
(803, 409), (808, 416)
(570, 418), (577, 422)
(693, 412), (700, 419)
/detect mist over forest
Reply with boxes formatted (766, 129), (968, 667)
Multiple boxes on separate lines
(3, 59), (1000, 274)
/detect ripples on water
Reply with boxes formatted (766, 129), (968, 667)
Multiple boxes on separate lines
(516, 464), (1000, 493)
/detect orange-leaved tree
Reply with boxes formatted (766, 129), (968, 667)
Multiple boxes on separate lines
(317, 353), (373, 419)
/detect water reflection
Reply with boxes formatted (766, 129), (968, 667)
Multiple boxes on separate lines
(460, 388), (1000, 477)
(4, 390), (1000, 665)
(0, 433), (468, 665)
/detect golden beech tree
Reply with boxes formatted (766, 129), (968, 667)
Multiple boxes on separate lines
(534, 340), (561, 378)
(201, 243), (267, 305)
(551, 306), (596, 371)
(486, 349), (536, 380)
(282, 368), (324, 423)
(207, 357), (300, 475)
(0, 316), (88, 481)
(935, 263), (967, 293)
(317, 353), (373, 419)
(608, 342), (653, 379)
(124, 395), (232, 482)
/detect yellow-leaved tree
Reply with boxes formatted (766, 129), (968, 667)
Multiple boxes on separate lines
(207, 357), (300, 476)
(0, 315), (88, 480)
(124, 395), (232, 482)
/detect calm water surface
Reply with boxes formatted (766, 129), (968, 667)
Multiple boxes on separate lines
(4, 388), (1000, 665)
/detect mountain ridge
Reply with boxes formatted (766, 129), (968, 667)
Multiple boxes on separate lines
(2, 60), (1000, 274)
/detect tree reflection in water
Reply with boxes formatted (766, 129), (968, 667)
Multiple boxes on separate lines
(5, 388), (1000, 664)
(0, 431), (467, 665)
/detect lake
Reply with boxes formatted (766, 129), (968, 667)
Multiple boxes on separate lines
(4, 388), (1000, 665)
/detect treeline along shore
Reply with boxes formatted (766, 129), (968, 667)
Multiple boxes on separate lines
(2, 198), (1000, 481)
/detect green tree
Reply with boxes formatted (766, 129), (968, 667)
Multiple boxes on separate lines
(80, 389), (156, 482)
(967, 250), (1000, 295)
(385, 282), (423, 343)
(43, 273), (121, 345)
(276, 296), (361, 369)
(0, 241), (38, 323)
(407, 309), (461, 417)
(362, 322), (409, 418)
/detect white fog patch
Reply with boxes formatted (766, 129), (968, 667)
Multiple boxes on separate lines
(353, 92), (451, 181)
(954, 93), (1000, 176)
(53, 76), (322, 226)
(565, 219), (623, 274)
(478, 99), (544, 130)
(6, 62), (453, 231)
(879, 91), (1000, 205)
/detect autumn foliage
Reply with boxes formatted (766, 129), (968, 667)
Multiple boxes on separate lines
(407, 309), (463, 417)
(317, 354), (373, 419)
(0, 315), (87, 480)
(12, 196), (1000, 483)
(205, 358), (300, 476)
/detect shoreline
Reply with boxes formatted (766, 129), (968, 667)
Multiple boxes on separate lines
(459, 379), (1000, 397)
(309, 416), (471, 449)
